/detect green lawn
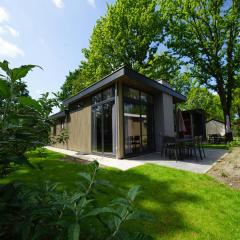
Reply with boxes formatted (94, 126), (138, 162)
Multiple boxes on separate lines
(1, 150), (240, 240)
(202, 143), (229, 149)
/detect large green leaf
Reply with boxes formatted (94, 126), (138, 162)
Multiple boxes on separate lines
(127, 185), (141, 202)
(0, 79), (10, 98)
(126, 210), (154, 221)
(81, 207), (118, 219)
(68, 223), (80, 240)
(78, 172), (92, 182)
(18, 96), (41, 111)
(11, 65), (42, 81)
(0, 60), (10, 76)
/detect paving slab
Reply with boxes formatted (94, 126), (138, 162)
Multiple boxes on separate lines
(127, 149), (228, 173)
(45, 146), (228, 173)
(45, 146), (143, 170)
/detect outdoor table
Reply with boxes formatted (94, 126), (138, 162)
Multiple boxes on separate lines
(175, 137), (195, 160)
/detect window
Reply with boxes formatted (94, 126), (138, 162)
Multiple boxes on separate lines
(91, 86), (116, 155)
(92, 87), (115, 105)
(124, 87), (139, 100)
(140, 92), (153, 103)
(123, 86), (154, 155)
(92, 92), (102, 105)
(102, 87), (114, 101)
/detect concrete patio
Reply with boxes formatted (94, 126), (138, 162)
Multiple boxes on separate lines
(45, 146), (228, 174)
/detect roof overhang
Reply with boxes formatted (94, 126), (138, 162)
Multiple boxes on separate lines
(50, 111), (66, 119)
(63, 66), (186, 106)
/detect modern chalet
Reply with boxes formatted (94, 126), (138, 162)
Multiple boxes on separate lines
(51, 66), (186, 159)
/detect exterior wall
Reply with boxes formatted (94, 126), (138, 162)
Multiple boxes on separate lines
(116, 81), (124, 158)
(206, 120), (225, 137)
(162, 93), (175, 137)
(52, 98), (91, 153)
(154, 92), (175, 152)
(154, 94), (164, 152)
(52, 83), (176, 157)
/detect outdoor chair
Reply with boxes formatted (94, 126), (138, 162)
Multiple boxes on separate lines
(198, 136), (206, 158)
(162, 136), (178, 160)
(183, 139), (198, 160)
(192, 136), (205, 160)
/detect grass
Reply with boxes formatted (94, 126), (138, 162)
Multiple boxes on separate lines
(202, 143), (229, 149)
(1, 150), (240, 240)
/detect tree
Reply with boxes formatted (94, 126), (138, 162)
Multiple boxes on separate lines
(232, 88), (240, 120)
(57, 69), (81, 101)
(160, 0), (240, 139)
(139, 52), (194, 95)
(58, 0), (163, 98)
(182, 87), (224, 121)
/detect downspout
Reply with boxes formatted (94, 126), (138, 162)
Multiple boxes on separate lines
(115, 81), (118, 159)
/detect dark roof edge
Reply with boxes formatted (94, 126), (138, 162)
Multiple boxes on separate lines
(63, 65), (186, 105)
(63, 66), (125, 105)
(124, 67), (186, 102)
(50, 111), (65, 119)
(206, 118), (225, 124)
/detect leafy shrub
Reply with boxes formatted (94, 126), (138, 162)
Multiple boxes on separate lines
(228, 137), (240, 148)
(0, 61), (66, 177)
(0, 161), (152, 240)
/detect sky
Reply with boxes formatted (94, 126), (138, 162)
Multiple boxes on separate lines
(0, 0), (115, 99)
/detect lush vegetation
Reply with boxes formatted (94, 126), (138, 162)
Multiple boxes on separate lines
(0, 61), (65, 176)
(58, 0), (240, 133)
(0, 158), (151, 240)
(0, 61), (151, 239)
(202, 144), (229, 150)
(1, 150), (240, 240)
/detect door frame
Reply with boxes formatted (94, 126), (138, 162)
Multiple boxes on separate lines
(91, 96), (115, 157)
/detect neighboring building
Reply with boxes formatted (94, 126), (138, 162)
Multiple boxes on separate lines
(206, 119), (225, 137)
(51, 66), (186, 159)
(181, 109), (206, 139)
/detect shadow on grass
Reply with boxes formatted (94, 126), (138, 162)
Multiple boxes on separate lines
(2, 150), (206, 239)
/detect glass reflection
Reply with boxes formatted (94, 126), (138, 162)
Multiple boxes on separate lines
(124, 86), (154, 155)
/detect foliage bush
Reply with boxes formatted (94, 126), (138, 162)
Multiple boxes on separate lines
(228, 137), (240, 148)
(0, 161), (152, 240)
(0, 61), (67, 177)
(0, 60), (151, 239)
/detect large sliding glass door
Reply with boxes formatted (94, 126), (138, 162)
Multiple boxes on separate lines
(92, 87), (115, 155)
(124, 86), (154, 156)
(92, 105), (103, 152)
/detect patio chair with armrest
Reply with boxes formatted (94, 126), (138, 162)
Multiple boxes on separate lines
(187, 136), (205, 160)
(198, 136), (206, 158)
(162, 136), (178, 160)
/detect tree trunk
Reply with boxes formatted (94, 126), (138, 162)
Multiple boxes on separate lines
(222, 106), (233, 142)
(218, 87), (233, 142)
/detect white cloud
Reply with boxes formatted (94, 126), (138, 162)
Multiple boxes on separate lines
(0, 7), (9, 23)
(52, 0), (64, 8)
(6, 25), (19, 37)
(0, 37), (24, 58)
(87, 0), (96, 7)
(0, 25), (19, 37)
(0, 26), (5, 35)
(0, 6), (23, 58)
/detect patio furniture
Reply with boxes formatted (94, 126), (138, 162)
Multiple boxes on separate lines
(198, 136), (206, 158)
(162, 136), (206, 161)
(162, 136), (179, 160)
(176, 137), (198, 160)
(183, 136), (206, 160)
(208, 134), (225, 144)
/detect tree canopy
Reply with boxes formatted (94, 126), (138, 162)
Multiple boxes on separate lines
(59, 0), (169, 97)
(160, 0), (240, 124)
(182, 87), (223, 121)
(58, 0), (240, 131)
